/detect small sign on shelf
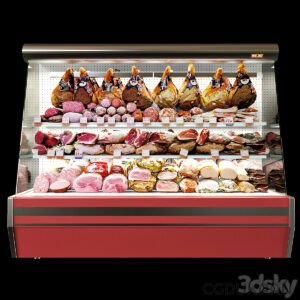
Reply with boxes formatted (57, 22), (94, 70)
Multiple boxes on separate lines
(47, 149), (56, 159)
(75, 150), (83, 159)
(108, 117), (115, 126)
(245, 117), (254, 126)
(142, 149), (150, 158)
(55, 149), (64, 159)
(209, 117), (217, 127)
(96, 117), (104, 126)
(210, 149), (219, 160)
(224, 117), (234, 126)
(176, 117), (184, 125)
(240, 149), (249, 159)
(161, 117), (170, 126)
(127, 117), (135, 126)
(179, 148), (189, 158)
(113, 149), (121, 159)
(195, 116), (203, 126)
(33, 116), (41, 126)
(32, 149), (39, 158)
(80, 117), (88, 126)
(143, 117), (151, 126)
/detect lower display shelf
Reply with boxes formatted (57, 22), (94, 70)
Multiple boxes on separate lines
(8, 190), (294, 258)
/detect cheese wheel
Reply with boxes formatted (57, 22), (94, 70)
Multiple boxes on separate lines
(198, 160), (219, 179)
(218, 160), (237, 180)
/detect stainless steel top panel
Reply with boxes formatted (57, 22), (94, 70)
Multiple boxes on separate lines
(22, 44), (279, 63)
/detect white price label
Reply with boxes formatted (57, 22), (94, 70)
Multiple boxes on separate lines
(33, 116), (41, 126)
(75, 150), (83, 159)
(80, 117), (87, 126)
(32, 149), (39, 157)
(224, 117), (234, 126)
(240, 149), (249, 159)
(108, 117), (115, 126)
(143, 117), (151, 125)
(209, 117), (217, 126)
(47, 149), (55, 158)
(62, 116), (70, 125)
(210, 149), (219, 159)
(113, 149), (121, 158)
(55, 149), (64, 158)
(127, 117), (135, 126)
(179, 148), (189, 158)
(96, 117), (104, 126)
(176, 117), (184, 125)
(195, 117), (203, 126)
(245, 117), (254, 126)
(142, 149), (150, 158)
(162, 117), (170, 125)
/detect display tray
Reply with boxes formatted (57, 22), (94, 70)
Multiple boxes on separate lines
(15, 188), (284, 198)
(38, 122), (267, 129)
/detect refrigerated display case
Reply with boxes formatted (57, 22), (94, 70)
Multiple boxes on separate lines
(8, 44), (294, 258)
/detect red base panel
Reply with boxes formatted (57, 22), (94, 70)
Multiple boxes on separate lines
(9, 193), (293, 258)
(14, 226), (289, 258)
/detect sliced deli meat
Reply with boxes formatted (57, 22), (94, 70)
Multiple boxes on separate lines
(49, 180), (70, 193)
(77, 132), (98, 144)
(156, 180), (179, 192)
(135, 142), (167, 155)
(74, 143), (104, 155)
(98, 130), (127, 144)
(128, 167), (151, 181)
(102, 174), (128, 193)
(105, 144), (136, 155)
(73, 173), (103, 193)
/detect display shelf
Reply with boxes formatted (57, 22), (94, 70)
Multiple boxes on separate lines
(33, 154), (268, 160)
(38, 121), (267, 129)
(20, 153), (33, 159)
(269, 123), (280, 129)
(15, 188), (285, 197)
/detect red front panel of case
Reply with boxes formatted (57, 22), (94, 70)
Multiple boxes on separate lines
(14, 226), (289, 258)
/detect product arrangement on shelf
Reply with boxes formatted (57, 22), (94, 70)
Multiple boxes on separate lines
(10, 44), (293, 258)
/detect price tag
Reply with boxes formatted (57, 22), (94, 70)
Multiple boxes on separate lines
(143, 117), (151, 126)
(33, 116), (41, 126)
(113, 149), (121, 158)
(179, 148), (189, 158)
(127, 117), (135, 126)
(80, 117), (88, 126)
(176, 117), (184, 125)
(240, 149), (249, 159)
(47, 149), (55, 159)
(162, 117), (170, 126)
(96, 117), (104, 126)
(75, 150), (83, 159)
(195, 117), (203, 126)
(209, 117), (217, 126)
(62, 116), (70, 126)
(210, 149), (219, 160)
(32, 149), (39, 157)
(55, 149), (64, 159)
(108, 117), (115, 126)
(245, 117), (254, 126)
(142, 149), (150, 158)
(224, 117), (234, 126)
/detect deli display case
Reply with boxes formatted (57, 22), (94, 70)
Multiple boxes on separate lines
(8, 44), (294, 258)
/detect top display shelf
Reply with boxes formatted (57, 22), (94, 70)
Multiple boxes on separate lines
(22, 44), (279, 63)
